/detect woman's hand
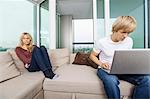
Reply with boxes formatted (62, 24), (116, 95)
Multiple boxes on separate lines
(25, 64), (30, 68)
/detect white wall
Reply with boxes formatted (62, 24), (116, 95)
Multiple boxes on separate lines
(60, 15), (73, 52)
(49, 0), (56, 49)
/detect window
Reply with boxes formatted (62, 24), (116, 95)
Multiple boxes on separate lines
(96, 0), (147, 48)
(110, 0), (146, 48)
(0, 0), (36, 51)
(97, 0), (105, 39)
(40, 0), (49, 48)
(73, 19), (94, 53)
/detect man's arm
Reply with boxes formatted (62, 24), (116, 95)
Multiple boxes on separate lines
(89, 51), (110, 69)
(89, 51), (102, 66)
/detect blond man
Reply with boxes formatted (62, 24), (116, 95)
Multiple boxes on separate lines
(90, 16), (150, 99)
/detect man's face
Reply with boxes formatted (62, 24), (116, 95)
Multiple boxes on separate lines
(116, 30), (129, 41)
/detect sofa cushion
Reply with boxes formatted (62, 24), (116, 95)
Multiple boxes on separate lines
(48, 48), (69, 70)
(0, 72), (44, 99)
(0, 52), (20, 82)
(72, 52), (90, 65)
(72, 52), (99, 69)
(43, 64), (134, 96)
(8, 49), (27, 73)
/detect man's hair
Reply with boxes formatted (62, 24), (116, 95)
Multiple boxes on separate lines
(112, 16), (137, 33)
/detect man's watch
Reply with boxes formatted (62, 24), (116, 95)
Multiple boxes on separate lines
(98, 65), (102, 69)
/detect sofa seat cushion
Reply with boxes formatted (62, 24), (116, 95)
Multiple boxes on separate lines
(43, 64), (134, 96)
(0, 72), (45, 99)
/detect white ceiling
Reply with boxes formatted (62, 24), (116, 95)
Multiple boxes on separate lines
(27, 0), (45, 4)
(56, 0), (93, 19)
(28, 0), (143, 19)
(27, 0), (93, 19)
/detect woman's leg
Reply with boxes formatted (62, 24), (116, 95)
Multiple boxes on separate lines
(40, 46), (52, 68)
(118, 75), (150, 99)
(27, 48), (40, 72)
(32, 46), (55, 79)
(27, 57), (40, 72)
(97, 68), (120, 99)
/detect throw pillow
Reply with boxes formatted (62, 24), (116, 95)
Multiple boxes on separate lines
(72, 52), (99, 69)
(72, 52), (90, 65)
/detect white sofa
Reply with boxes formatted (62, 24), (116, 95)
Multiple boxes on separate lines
(0, 51), (45, 99)
(0, 48), (134, 99)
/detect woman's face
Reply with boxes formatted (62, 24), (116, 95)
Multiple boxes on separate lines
(22, 35), (31, 45)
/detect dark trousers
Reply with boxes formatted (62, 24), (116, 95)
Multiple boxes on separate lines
(97, 68), (150, 99)
(27, 46), (55, 79)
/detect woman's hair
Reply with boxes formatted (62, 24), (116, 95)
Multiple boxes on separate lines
(112, 16), (137, 33)
(19, 32), (33, 52)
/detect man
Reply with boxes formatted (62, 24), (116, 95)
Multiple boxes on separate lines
(90, 16), (150, 99)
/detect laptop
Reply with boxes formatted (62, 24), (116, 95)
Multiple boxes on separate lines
(110, 49), (150, 74)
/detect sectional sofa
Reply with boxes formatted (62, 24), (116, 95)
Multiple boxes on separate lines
(0, 48), (134, 99)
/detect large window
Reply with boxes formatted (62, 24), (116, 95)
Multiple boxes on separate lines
(96, 0), (147, 48)
(0, 0), (36, 51)
(110, 0), (146, 48)
(40, 0), (49, 48)
(73, 19), (94, 53)
(97, 0), (104, 39)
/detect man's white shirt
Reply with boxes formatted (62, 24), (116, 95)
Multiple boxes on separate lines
(93, 36), (133, 71)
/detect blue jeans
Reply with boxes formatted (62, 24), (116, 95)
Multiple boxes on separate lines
(27, 46), (55, 79)
(97, 68), (150, 99)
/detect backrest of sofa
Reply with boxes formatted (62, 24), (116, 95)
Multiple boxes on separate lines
(70, 53), (76, 64)
(0, 51), (21, 82)
(48, 48), (70, 70)
(7, 49), (28, 73)
(7, 48), (70, 72)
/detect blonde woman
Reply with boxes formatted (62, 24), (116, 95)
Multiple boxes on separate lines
(15, 32), (58, 79)
(90, 16), (150, 99)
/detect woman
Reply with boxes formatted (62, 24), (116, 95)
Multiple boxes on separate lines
(15, 32), (57, 79)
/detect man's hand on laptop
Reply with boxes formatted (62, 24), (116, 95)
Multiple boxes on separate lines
(100, 62), (110, 70)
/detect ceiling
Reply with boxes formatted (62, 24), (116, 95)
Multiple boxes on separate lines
(27, 0), (45, 4)
(27, 0), (93, 19)
(28, 0), (143, 19)
(56, 0), (93, 19)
